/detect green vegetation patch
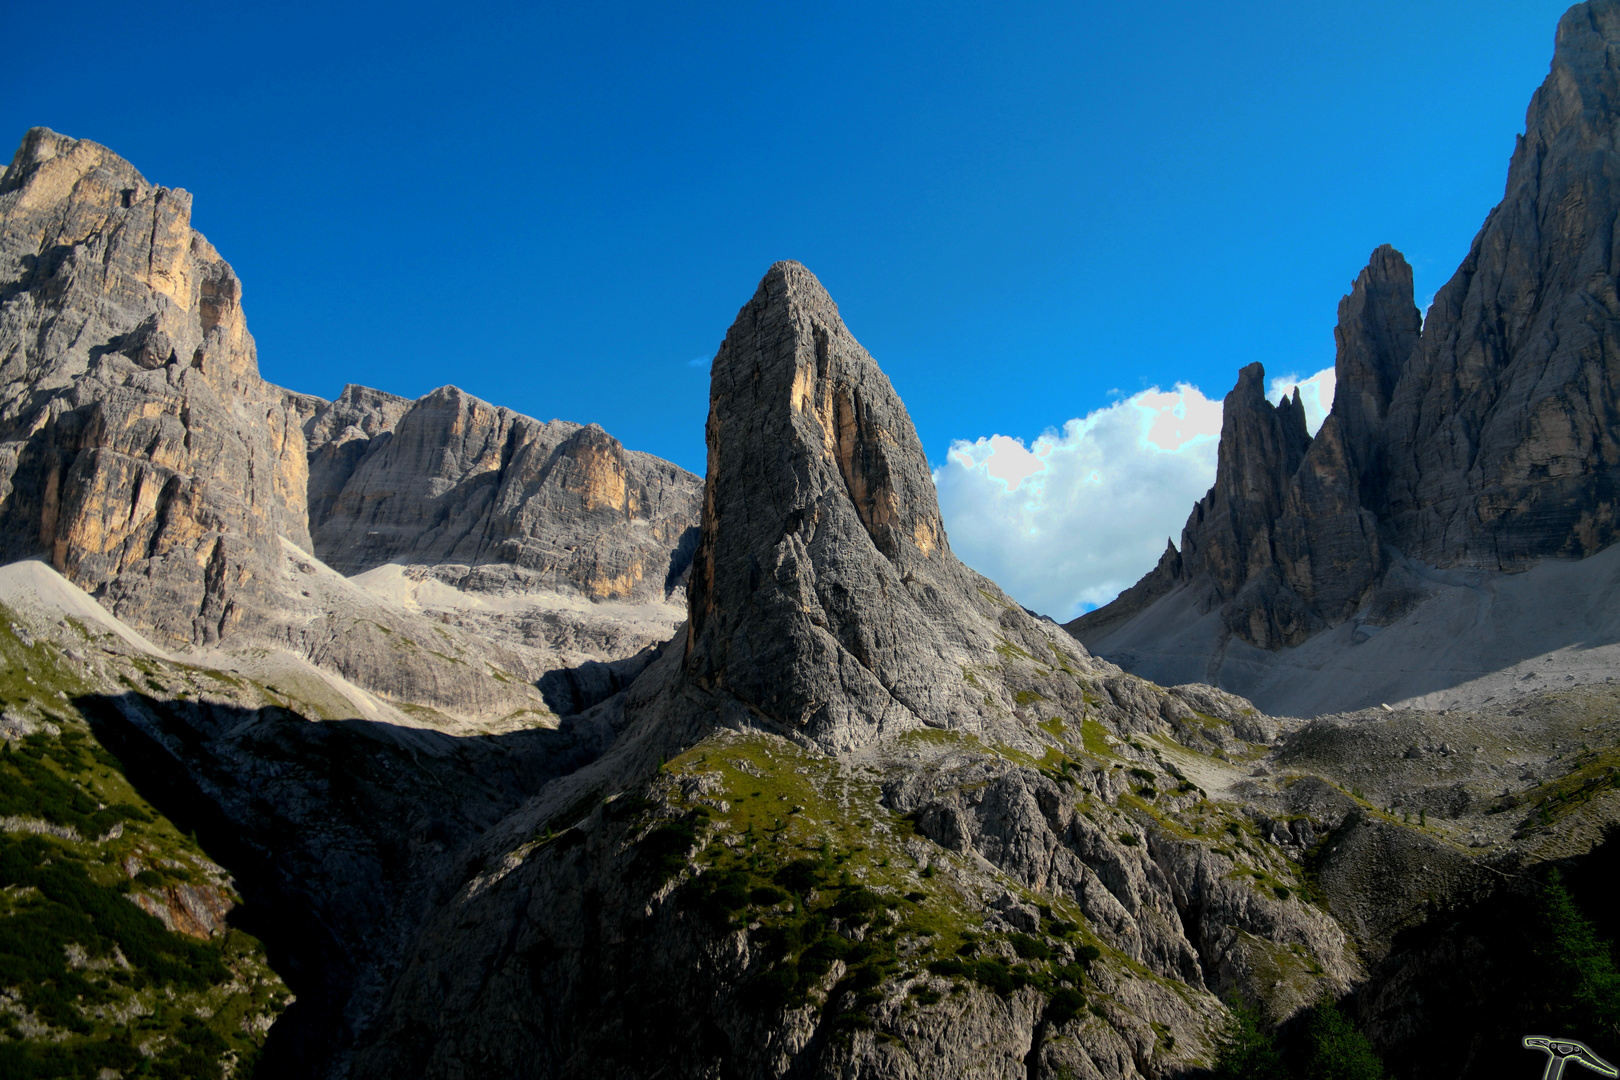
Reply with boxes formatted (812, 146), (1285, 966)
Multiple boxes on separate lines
(994, 638), (1037, 664)
(1508, 754), (1620, 833)
(1045, 641), (1080, 676)
(654, 733), (1103, 1029)
(0, 612), (289, 1076)
(1080, 719), (1118, 761)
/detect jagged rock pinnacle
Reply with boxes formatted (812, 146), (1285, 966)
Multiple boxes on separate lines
(683, 260), (1030, 751)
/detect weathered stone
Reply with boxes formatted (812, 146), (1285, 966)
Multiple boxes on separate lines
(310, 385), (702, 605)
(0, 128), (313, 649)
(683, 261), (1072, 752)
(1074, 2), (1620, 682)
(0, 128), (704, 723)
(338, 263), (1362, 1080)
(292, 383), (413, 532)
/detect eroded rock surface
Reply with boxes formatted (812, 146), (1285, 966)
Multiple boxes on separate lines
(308, 384), (701, 605)
(0, 127), (704, 727)
(1073, 2), (1620, 703)
(0, 127), (313, 648)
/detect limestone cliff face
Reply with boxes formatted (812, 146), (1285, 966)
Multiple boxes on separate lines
(1074, 0), (1620, 661)
(0, 128), (312, 646)
(1163, 250), (1413, 652)
(1381, 0), (1620, 568)
(293, 383), (413, 533)
(307, 384), (702, 604)
(684, 261), (1003, 751)
(0, 127), (703, 724)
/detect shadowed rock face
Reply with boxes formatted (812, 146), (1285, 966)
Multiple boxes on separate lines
(1174, 364), (1319, 648)
(1074, 0), (1620, 663)
(1382, 0), (1620, 568)
(295, 383), (413, 533)
(684, 261), (1018, 751)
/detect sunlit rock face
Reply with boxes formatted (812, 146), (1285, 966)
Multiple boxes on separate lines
(1073, 1), (1620, 671)
(305, 383), (702, 604)
(683, 260), (996, 751)
(0, 127), (312, 646)
(0, 127), (704, 724)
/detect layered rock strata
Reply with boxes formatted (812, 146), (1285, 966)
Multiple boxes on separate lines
(0, 127), (313, 648)
(1072, 1), (1620, 701)
(0, 127), (703, 725)
(306, 384), (701, 605)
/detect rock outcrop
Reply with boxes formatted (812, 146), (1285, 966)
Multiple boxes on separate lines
(1072, 1), (1620, 705)
(307, 384), (701, 605)
(1381, 0), (1620, 568)
(0, 127), (704, 726)
(684, 261), (1034, 751)
(340, 263), (1362, 1080)
(0, 127), (313, 648)
(294, 382), (413, 531)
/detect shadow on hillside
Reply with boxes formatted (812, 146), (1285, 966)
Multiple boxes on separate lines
(73, 689), (624, 1078)
(1354, 825), (1620, 1080)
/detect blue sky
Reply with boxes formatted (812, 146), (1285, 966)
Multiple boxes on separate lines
(3, 0), (1574, 615)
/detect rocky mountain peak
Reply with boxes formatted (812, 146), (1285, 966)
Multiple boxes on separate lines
(307, 380), (701, 603)
(0, 128), (309, 646)
(698, 260), (945, 569)
(1177, 360), (1310, 603)
(683, 260), (1048, 751)
(1072, 1), (1620, 709)
(1331, 244), (1420, 477)
(2, 127), (150, 249)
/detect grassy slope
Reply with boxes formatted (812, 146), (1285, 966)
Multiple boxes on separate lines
(0, 606), (288, 1079)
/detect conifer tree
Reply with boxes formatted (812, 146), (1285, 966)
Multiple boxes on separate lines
(1212, 1001), (1284, 1080)
(1298, 1000), (1384, 1080)
(1525, 869), (1620, 1044)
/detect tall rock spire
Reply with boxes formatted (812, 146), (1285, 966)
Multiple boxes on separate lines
(1073, 245), (1416, 652)
(1330, 244), (1421, 484)
(1074, 0), (1620, 678)
(1176, 362), (1310, 603)
(683, 261), (1085, 751)
(1381, 0), (1620, 568)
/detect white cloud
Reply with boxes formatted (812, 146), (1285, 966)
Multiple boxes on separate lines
(687, 355), (711, 369)
(934, 367), (1336, 621)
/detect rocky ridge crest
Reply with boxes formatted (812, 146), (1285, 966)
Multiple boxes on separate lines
(0, 127), (703, 726)
(1072, 1), (1620, 696)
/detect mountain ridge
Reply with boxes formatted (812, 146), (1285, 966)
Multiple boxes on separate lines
(1069, 0), (1620, 714)
(9, 4), (1620, 1078)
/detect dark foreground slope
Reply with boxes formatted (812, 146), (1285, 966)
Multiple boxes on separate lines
(6, 260), (1620, 1080)
(1070, 0), (1620, 716)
